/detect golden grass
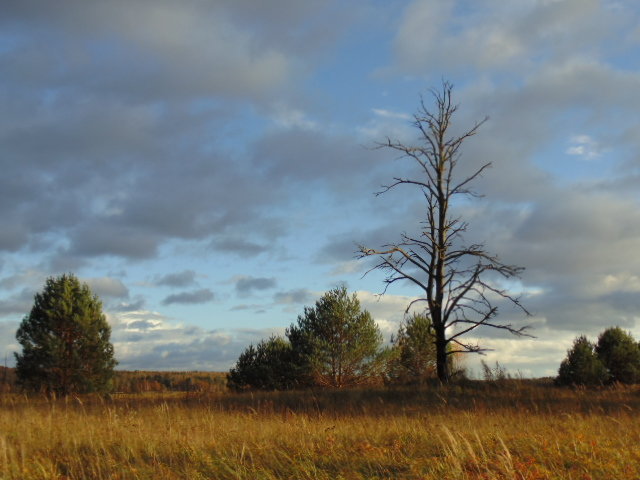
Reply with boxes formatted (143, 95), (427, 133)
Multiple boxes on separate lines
(1, 381), (639, 479)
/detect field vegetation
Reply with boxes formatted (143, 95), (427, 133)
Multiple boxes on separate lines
(1, 378), (639, 479)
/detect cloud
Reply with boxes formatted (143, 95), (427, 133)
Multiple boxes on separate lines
(112, 299), (147, 312)
(0, 320), (21, 363)
(154, 270), (197, 288)
(0, 271), (46, 291)
(230, 304), (267, 313)
(2, 1), (294, 102)
(161, 289), (215, 306)
(0, 1), (346, 264)
(250, 128), (390, 195)
(109, 310), (282, 371)
(355, 290), (423, 339)
(391, 0), (623, 77)
(462, 329), (579, 378)
(273, 289), (314, 305)
(234, 276), (277, 296)
(210, 237), (271, 257)
(371, 108), (411, 121)
(83, 277), (129, 299)
(270, 104), (318, 130)
(0, 289), (35, 317)
(565, 134), (602, 159)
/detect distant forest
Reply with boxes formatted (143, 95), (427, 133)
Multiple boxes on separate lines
(0, 367), (227, 395)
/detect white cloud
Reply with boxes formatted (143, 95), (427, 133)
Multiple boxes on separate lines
(565, 134), (602, 159)
(357, 108), (414, 142)
(371, 108), (411, 121)
(109, 310), (281, 371)
(270, 104), (318, 130)
(356, 290), (422, 339)
(463, 330), (576, 378)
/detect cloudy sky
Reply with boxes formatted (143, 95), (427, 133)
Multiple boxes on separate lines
(2, 0), (640, 377)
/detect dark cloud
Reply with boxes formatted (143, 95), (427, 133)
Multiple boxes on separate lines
(162, 289), (214, 306)
(235, 276), (277, 296)
(251, 128), (390, 197)
(230, 304), (267, 314)
(210, 237), (271, 257)
(0, 271), (45, 291)
(83, 277), (129, 299)
(155, 270), (197, 288)
(391, 0), (628, 76)
(273, 288), (313, 305)
(70, 224), (160, 260)
(0, 289), (35, 317)
(0, 1), (342, 263)
(111, 299), (146, 313)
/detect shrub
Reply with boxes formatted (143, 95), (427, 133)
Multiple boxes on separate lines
(556, 335), (609, 386)
(227, 336), (298, 390)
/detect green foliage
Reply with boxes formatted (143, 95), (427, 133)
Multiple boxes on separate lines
(595, 327), (640, 384)
(556, 335), (609, 386)
(286, 286), (385, 388)
(386, 313), (437, 384)
(556, 327), (640, 386)
(15, 274), (117, 395)
(227, 336), (298, 391)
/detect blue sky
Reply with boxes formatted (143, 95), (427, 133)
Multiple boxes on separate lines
(2, 0), (640, 377)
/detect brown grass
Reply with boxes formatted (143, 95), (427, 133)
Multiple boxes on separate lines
(1, 380), (639, 479)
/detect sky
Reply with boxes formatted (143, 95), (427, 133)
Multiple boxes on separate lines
(2, 0), (640, 377)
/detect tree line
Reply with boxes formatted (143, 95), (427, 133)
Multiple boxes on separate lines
(556, 327), (640, 386)
(227, 286), (455, 390)
(10, 272), (640, 395)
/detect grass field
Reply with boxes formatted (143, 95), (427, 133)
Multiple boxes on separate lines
(1, 380), (639, 479)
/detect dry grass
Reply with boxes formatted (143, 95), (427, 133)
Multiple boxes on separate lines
(1, 381), (639, 479)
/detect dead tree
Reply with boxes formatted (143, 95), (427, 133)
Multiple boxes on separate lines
(358, 82), (530, 383)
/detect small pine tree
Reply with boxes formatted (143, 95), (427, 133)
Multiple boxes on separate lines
(595, 327), (640, 384)
(387, 313), (437, 384)
(15, 274), (117, 395)
(556, 335), (609, 386)
(227, 336), (297, 390)
(287, 286), (385, 388)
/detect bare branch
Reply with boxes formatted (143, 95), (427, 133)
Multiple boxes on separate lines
(358, 81), (530, 383)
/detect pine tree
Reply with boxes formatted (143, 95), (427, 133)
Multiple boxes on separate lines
(387, 313), (438, 384)
(287, 286), (385, 388)
(15, 274), (117, 395)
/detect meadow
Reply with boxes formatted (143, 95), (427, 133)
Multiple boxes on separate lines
(0, 379), (639, 479)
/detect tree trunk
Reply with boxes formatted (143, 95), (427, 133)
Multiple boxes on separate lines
(435, 326), (450, 384)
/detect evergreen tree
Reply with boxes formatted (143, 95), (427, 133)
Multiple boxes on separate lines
(387, 313), (438, 384)
(227, 336), (297, 390)
(15, 274), (117, 395)
(287, 286), (385, 388)
(595, 327), (640, 384)
(556, 335), (608, 386)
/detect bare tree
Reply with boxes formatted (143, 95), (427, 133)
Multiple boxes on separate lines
(358, 82), (530, 383)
